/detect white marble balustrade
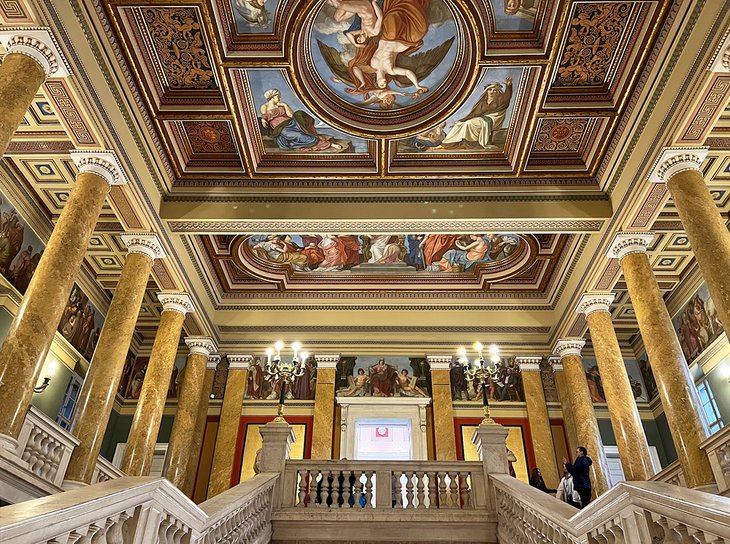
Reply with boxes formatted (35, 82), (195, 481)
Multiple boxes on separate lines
(92, 455), (126, 484)
(649, 459), (687, 488)
(702, 424), (730, 497)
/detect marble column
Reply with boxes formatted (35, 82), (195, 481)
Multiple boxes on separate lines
(516, 357), (559, 489)
(577, 293), (654, 481)
(608, 232), (714, 490)
(64, 234), (165, 487)
(0, 151), (127, 451)
(121, 293), (194, 476)
(650, 147), (730, 340)
(550, 357), (579, 455)
(182, 355), (219, 498)
(0, 28), (70, 155)
(311, 354), (339, 460)
(553, 339), (610, 496)
(163, 337), (217, 490)
(427, 355), (457, 460)
(207, 355), (251, 498)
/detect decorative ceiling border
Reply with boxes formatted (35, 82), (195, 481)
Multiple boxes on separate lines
(217, 325), (552, 334)
(162, 194), (611, 204)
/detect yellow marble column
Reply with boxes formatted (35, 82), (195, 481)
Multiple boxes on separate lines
(64, 234), (165, 487)
(550, 357), (579, 455)
(650, 147), (730, 340)
(207, 355), (251, 498)
(121, 293), (194, 476)
(516, 357), (560, 489)
(427, 355), (457, 460)
(311, 354), (339, 460)
(182, 355), (218, 498)
(577, 293), (654, 481)
(553, 339), (610, 496)
(609, 232), (714, 490)
(163, 337), (217, 490)
(0, 29), (70, 155)
(0, 151), (127, 451)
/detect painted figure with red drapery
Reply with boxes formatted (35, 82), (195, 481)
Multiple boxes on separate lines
(368, 358), (398, 396)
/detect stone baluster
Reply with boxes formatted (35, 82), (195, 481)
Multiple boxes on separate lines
(0, 28), (71, 155)
(427, 355), (457, 460)
(577, 293), (654, 481)
(311, 354), (339, 459)
(0, 151), (127, 453)
(121, 292), (194, 476)
(64, 234), (165, 488)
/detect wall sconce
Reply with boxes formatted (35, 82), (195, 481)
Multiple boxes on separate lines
(34, 360), (58, 393)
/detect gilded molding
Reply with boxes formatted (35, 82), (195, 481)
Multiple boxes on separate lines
(184, 336), (217, 357)
(707, 26), (730, 73)
(121, 233), (166, 261)
(228, 354), (253, 370)
(575, 293), (615, 316)
(515, 356), (542, 372)
(0, 27), (71, 78)
(553, 338), (586, 359)
(606, 232), (654, 260)
(157, 292), (195, 315)
(648, 147), (709, 183)
(70, 150), (129, 186)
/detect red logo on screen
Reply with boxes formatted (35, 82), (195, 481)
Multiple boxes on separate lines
(375, 427), (389, 438)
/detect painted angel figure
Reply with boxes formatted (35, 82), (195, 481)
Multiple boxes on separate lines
(336, 368), (370, 396)
(235, 0), (270, 27)
(396, 369), (429, 397)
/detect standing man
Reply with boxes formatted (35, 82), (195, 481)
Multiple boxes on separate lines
(563, 446), (593, 508)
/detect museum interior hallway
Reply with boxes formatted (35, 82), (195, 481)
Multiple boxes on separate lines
(1, 0), (730, 541)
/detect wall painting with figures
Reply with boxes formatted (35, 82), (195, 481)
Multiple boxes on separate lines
(336, 356), (432, 398)
(672, 282), (723, 364)
(581, 357), (648, 404)
(245, 356), (318, 400)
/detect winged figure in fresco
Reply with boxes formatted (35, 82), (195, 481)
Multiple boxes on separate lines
(235, 0), (270, 27)
(318, 0), (454, 108)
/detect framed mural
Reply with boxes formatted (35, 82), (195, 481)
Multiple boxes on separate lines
(449, 356), (524, 402)
(581, 357), (647, 403)
(336, 355), (431, 398)
(245, 355), (317, 400)
(672, 282), (723, 364)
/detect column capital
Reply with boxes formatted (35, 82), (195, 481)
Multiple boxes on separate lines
(708, 27), (730, 73)
(70, 150), (129, 186)
(648, 147), (709, 184)
(426, 355), (452, 370)
(576, 292), (615, 316)
(314, 354), (340, 369)
(553, 338), (586, 359)
(157, 292), (195, 315)
(121, 233), (166, 261)
(606, 232), (654, 260)
(0, 27), (70, 78)
(207, 354), (221, 370)
(514, 356), (542, 372)
(548, 356), (563, 372)
(184, 336), (216, 357)
(228, 355), (253, 370)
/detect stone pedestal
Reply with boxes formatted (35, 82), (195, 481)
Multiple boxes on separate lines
(207, 355), (251, 498)
(259, 420), (295, 508)
(609, 233), (714, 489)
(427, 356), (457, 460)
(577, 293), (654, 481)
(121, 293), (194, 476)
(472, 422), (509, 510)
(311, 355), (339, 460)
(65, 234), (163, 486)
(0, 151), (126, 447)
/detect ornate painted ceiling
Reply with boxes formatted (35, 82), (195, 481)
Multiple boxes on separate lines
(0, 0), (729, 354)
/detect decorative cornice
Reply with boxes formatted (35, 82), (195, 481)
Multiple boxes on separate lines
(228, 354), (253, 370)
(426, 355), (452, 371)
(121, 233), (166, 261)
(206, 354), (221, 370)
(0, 28), (70, 78)
(606, 232), (654, 260)
(549, 356), (564, 372)
(553, 338), (586, 359)
(157, 292), (195, 315)
(648, 147), (708, 183)
(184, 336), (216, 357)
(69, 150), (128, 186)
(314, 354), (340, 369)
(707, 26), (730, 73)
(576, 293), (615, 316)
(515, 356), (542, 372)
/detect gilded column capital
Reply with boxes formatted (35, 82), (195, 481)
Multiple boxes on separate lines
(426, 355), (452, 371)
(515, 356), (542, 372)
(228, 355), (253, 370)
(648, 147), (709, 184)
(708, 27), (730, 73)
(184, 336), (216, 358)
(606, 232), (654, 260)
(553, 338), (586, 359)
(70, 150), (129, 187)
(0, 27), (70, 78)
(576, 293), (615, 316)
(157, 292), (195, 315)
(121, 233), (166, 261)
(207, 354), (221, 370)
(314, 354), (340, 369)
(548, 356), (563, 372)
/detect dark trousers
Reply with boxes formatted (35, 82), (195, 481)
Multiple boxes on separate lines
(575, 487), (591, 509)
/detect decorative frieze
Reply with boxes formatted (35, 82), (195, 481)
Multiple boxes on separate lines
(426, 355), (452, 371)
(648, 147), (708, 184)
(575, 293), (615, 316)
(69, 150), (128, 186)
(553, 338), (586, 359)
(157, 292), (195, 315)
(0, 27), (70, 78)
(314, 354), (340, 369)
(515, 356), (542, 372)
(121, 233), (166, 261)
(606, 232), (654, 260)
(184, 336), (216, 357)
(228, 355), (253, 370)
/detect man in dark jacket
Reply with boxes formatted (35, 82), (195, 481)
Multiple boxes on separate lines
(563, 446), (592, 508)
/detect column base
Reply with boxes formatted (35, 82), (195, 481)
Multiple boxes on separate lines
(0, 433), (19, 455)
(61, 479), (89, 491)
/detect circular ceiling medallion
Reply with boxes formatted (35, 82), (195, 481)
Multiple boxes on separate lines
(292, 0), (478, 138)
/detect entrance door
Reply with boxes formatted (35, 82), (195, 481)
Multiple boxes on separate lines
(354, 418), (412, 460)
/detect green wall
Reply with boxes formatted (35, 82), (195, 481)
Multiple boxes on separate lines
(100, 410), (176, 462)
(704, 360), (730, 424)
(597, 417), (677, 468)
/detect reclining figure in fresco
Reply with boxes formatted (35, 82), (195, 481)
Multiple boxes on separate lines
(337, 368), (370, 397)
